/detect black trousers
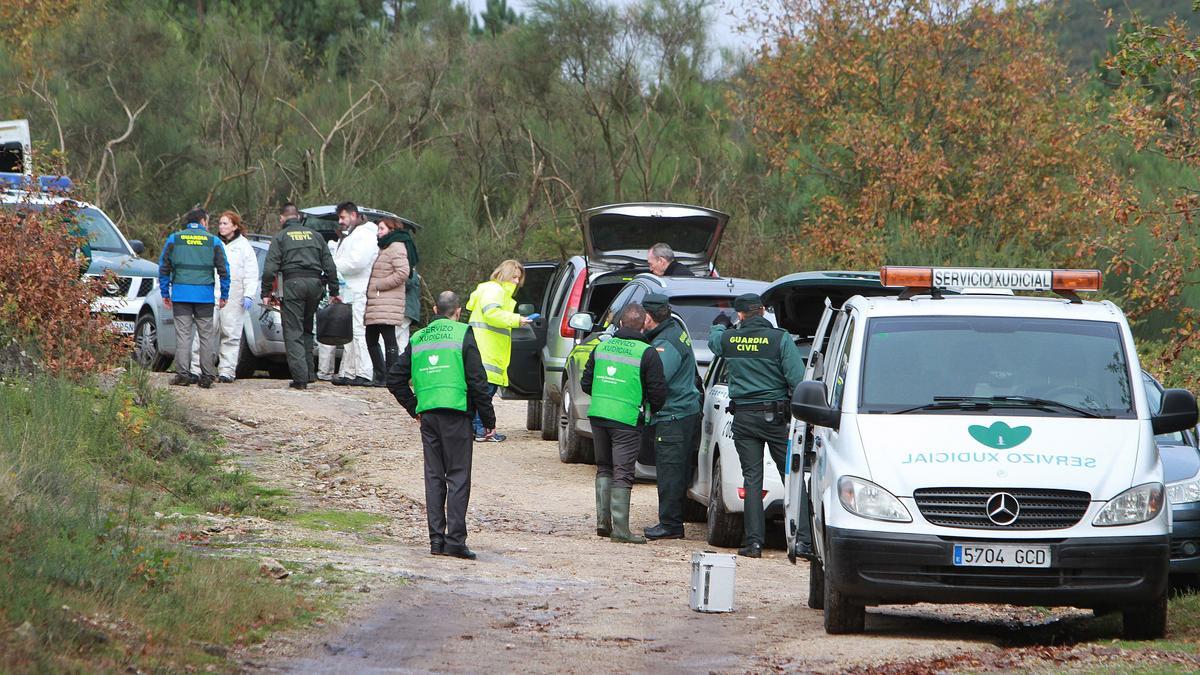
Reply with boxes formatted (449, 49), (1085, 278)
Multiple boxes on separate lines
(732, 410), (789, 548)
(366, 323), (398, 377)
(654, 413), (699, 532)
(281, 276), (324, 383)
(421, 411), (474, 547)
(592, 420), (642, 489)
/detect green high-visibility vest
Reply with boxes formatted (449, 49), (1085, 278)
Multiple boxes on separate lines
(588, 337), (650, 426)
(411, 318), (470, 414)
(170, 226), (217, 286)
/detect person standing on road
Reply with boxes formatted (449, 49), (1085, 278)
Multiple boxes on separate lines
(158, 207), (230, 389)
(364, 217), (410, 387)
(388, 291), (495, 561)
(647, 243), (695, 277)
(582, 303), (667, 544)
(640, 294), (701, 541)
(709, 293), (806, 558)
(261, 204), (340, 390)
(465, 260), (532, 442)
(189, 211), (260, 383)
(330, 202), (379, 386)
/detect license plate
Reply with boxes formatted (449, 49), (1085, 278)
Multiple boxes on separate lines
(112, 320), (135, 334)
(952, 544), (1050, 568)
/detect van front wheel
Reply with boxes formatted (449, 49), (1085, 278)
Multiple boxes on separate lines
(823, 544), (865, 634)
(1122, 592), (1167, 640)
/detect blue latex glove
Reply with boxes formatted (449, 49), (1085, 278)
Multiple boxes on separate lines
(242, 297), (253, 311)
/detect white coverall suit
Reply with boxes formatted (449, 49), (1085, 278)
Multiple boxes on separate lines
(191, 234), (261, 379)
(318, 221), (377, 381)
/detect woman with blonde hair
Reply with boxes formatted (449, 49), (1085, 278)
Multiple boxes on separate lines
(364, 217), (411, 386)
(465, 259), (531, 441)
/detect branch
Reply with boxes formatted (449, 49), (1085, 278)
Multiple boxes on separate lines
(93, 75), (149, 202)
(202, 168), (259, 211)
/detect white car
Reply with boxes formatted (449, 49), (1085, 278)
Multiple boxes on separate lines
(688, 271), (895, 547)
(785, 266), (1198, 639)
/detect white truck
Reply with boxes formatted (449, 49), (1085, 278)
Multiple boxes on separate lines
(0, 118), (32, 175)
(785, 266), (1199, 639)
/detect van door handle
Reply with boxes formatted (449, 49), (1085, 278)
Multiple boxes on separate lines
(813, 436), (823, 448)
(712, 403), (720, 410)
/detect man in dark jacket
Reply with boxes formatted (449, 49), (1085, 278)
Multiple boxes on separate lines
(582, 303), (668, 544)
(647, 242), (695, 277)
(158, 207), (230, 388)
(261, 204), (340, 389)
(640, 294), (701, 540)
(389, 291), (495, 561)
(709, 293), (806, 558)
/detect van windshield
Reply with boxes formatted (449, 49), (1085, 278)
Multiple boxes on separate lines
(1, 203), (130, 254)
(859, 316), (1134, 418)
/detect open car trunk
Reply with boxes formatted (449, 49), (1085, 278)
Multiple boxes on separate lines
(761, 271), (896, 339)
(300, 205), (421, 242)
(581, 202), (727, 275)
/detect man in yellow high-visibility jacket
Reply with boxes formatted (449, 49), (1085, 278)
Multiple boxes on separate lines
(465, 259), (531, 442)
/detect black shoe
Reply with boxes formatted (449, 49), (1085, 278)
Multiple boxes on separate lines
(738, 543), (762, 558)
(444, 545), (477, 560)
(431, 540), (444, 556)
(289, 381), (307, 390)
(795, 542), (815, 561)
(218, 375), (234, 384)
(348, 376), (373, 387)
(372, 378), (387, 388)
(331, 376), (350, 386)
(170, 374), (192, 386)
(643, 524), (685, 540)
(197, 376), (213, 389)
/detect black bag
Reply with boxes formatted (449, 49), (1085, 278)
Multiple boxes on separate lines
(316, 302), (353, 346)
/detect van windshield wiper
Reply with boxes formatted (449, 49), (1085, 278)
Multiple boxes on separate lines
(889, 397), (994, 414)
(985, 395), (1104, 418)
(888, 395), (1104, 417)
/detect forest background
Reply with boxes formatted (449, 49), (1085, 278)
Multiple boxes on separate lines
(1, 0), (1198, 388)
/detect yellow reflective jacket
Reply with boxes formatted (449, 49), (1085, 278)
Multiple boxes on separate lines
(466, 279), (521, 386)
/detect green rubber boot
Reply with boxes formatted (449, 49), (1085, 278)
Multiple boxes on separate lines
(609, 486), (646, 544)
(595, 476), (612, 537)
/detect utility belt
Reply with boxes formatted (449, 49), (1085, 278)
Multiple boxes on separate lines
(282, 269), (323, 279)
(728, 399), (789, 424)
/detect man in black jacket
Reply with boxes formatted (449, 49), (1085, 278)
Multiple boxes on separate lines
(582, 303), (668, 544)
(388, 290), (495, 560)
(647, 242), (695, 277)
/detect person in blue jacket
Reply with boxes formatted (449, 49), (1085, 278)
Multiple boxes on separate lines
(159, 207), (230, 388)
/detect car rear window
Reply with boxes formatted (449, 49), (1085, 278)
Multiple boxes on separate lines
(671, 296), (737, 344)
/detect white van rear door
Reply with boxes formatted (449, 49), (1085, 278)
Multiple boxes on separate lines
(0, 119), (32, 176)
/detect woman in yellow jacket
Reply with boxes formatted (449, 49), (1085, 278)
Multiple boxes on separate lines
(466, 259), (531, 441)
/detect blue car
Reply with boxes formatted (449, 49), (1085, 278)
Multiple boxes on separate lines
(1145, 372), (1200, 580)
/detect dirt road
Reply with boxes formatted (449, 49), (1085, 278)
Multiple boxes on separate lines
(167, 375), (1118, 673)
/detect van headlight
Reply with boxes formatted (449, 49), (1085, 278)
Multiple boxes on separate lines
(1168, 478), (1200, 505)
(838, 476), (911, 522)
(1093, 483), (1164, 526)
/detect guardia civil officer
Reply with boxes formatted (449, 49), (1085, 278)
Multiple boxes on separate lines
(581, 303), (667, 544)
(641, 294), (701, 541)
(388, 291), (495, 561)
(709, 293), (806, 558)
(158, 207), (230, 389)
(261, 204), (340, 390)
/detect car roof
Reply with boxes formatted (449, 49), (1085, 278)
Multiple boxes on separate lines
(0, 190), (99, 210)
(633, 272), (770, 296)
(848, 293), (1124, 322)
(301, 204), (422, 230)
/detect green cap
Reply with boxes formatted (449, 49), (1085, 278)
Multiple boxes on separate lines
(642, 293), (670, 312)
(733, 293), (763, 312)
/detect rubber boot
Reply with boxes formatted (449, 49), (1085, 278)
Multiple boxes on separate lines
(609, 487), (645, 544)
(595, 477), (612, 537)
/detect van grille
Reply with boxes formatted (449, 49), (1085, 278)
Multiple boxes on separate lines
(913, 487), (1090, 530)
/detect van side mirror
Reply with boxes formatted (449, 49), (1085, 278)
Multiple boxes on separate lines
(1153, 388), (1199, 435)
(568, 312), (594, 333)
(517, 303), (535, 316)
(129, 239), (145, 255)
(791, 380), (840, 430)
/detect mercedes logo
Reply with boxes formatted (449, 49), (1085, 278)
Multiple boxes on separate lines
(986, 492), (1020, 526)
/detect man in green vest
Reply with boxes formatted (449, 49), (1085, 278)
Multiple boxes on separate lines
(709, 293), (806, 558)
(261, 203), (340, 390)
(158, 208), (230, 388)
(582, 303), (667, 544)
(640, 294), (701, 541)
(388, 290), (495, 561)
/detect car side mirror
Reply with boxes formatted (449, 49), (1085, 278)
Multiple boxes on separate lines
(791, 380), (840, 430)
(129, 239), (145, 255)
(1153, 388), (1200, 435)
(517, 303), (535, 316)
(568, 312), (594, 333)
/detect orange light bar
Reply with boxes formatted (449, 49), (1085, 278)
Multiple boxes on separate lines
(879, 266), (933, 288)
(1051, 269), (1102, 292)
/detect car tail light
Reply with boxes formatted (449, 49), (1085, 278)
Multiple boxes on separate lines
(737, 488), (768, 499)
(559, 268), (587, 339)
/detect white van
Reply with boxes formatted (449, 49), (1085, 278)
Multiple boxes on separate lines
(785, 266), (1199, 639)
(0, 119), (32, 175)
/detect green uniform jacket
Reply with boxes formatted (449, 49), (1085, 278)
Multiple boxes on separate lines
(646, 317), (700, 421)
(261, 219), (339, 297)
(708, 315), (805, 404)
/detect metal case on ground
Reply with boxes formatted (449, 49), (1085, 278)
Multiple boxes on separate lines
(689, 551), (736, 613)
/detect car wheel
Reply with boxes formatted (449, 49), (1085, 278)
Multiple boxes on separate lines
(133, 313), (171, 372)
(234, 340), (259, 379)
(706, 455), (743, 548)
(683, 495), (707, 523)
(1122, 591), (1167, 640)
(557, 386), (594, 463)
(540, 381), (559, 441)
(808, 554), (825, 610)
(823, 539), (866, 634)
(527, 399), (542, 431)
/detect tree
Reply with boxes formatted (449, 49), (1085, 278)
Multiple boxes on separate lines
(472, 0), (523, 37)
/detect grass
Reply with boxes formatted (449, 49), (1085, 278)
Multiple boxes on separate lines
(0, 369), (321, 671)
(286, 509), (389, 533)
